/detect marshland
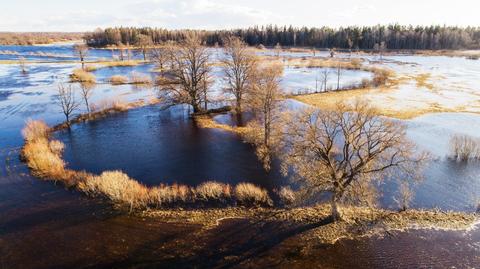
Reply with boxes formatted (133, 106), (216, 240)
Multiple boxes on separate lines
(1, 6), (480, 268)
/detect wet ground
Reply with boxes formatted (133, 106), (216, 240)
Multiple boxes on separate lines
(0, 44), (479, 268)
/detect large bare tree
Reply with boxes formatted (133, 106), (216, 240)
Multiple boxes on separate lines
(280, 101), (425, 220)
(73, 43), (88, 70)
(155, 34), (211, 113)
(56, 83), (80, 127)
(245, 63), (284, 170)
(222, 36), (257, 114)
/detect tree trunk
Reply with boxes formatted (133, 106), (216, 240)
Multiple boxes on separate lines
(235, 99), (242, 114)
(331, 195), (341, 221)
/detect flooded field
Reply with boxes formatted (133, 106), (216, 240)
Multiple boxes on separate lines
(0, 43), (479, 268)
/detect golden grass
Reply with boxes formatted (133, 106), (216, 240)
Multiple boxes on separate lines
(235, 183), (272, 207)
(98, 60), (140, 68)
(194, 115), (250, 136)
(109, 75), (128, 85)
(78, 170), (150, 211)
(144, 204), (477, 243)
(414, 73), (435, 90)
(22, 119), (49, 142)
(70, 68), (96, 83)
(195, 181), (232, 202)
(129, 72), (152, 85)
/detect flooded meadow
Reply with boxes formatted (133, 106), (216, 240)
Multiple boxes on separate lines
(0, 44), (479, 268)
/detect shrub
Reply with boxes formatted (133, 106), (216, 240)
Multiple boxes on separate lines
(195, 181), (232, 203)
(79, 170), (149, 210)
(450, 134), (480, 161)
(277, 186), (296, 206)
(148, 183), (192, 207)
(371, 68), (392, 87)
(22, 119), (49, 142)
(109, 75), (128, 85)
(234, 182), (272, 207)
(70, 68), (96, 83)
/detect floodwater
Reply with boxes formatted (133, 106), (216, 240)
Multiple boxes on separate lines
(0, 44), (479, 268)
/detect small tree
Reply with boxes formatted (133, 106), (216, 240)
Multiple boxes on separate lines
(335, 63), (343, 90)
(56, 83), (79, 127)
(73, 43), (88, 70)
(79, 82), (95, 114)
(280, 101), (425, 221)
(274, 43), (282, 57)
(245, 63), (284, 170)
(394, 181), (414, 212)
(156, 34), (211, 113)
(18, 56), (27, 74)
(222, 36), (257, 114)
(321, 68), (330, 92)
(137, 34), (153, 61)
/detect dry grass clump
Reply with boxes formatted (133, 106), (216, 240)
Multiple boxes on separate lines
(100, 60), (139, 67)
(235, 183), (272, 207)
(148, 184), (192, 206)
(130, 72), (152, 85)
(70, 68), (96, 83)
(21, 120), (67, 180)
(79, 171), (149, 211)
(22, 119), (49, 142)
(277, 186), (296, 206)
(84, 65), (98, 72)
(371, 68), (394, 87)
(195, 181), (232, 203)
(450, 134), (480, 161)
(109, 75), (128, 85)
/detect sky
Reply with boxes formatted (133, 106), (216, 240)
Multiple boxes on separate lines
(1, 0), (479, 32)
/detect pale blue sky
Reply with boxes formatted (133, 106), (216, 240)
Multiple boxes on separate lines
(2, 0), (479, 32)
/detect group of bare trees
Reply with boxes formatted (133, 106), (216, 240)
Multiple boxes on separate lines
(149, 35), (424, 221)
(68, 35), (427, 221)
(55, 82), (94, 127)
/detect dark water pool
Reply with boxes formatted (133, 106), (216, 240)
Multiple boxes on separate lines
(55, 104), (286, 189)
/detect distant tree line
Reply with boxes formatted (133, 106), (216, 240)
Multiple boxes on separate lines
(0, 32), (83, 45)
(84, 25), (480, 50)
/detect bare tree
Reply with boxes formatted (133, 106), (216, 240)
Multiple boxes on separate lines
(222, 36), (257, 114)
(280, 101), (425, 221)
(79, 82), (95, 114)
(245, 63), (284, 170)
(150, 44), (169, 70)
(56, 83), (80, 127)
(274, 43), (282, 57)
(18, 56), (27, 74)
(156, 34), (211, 113)
(394, 181), (414, 212)
(335, 63), (343, 90)
(320, 68), (330, 92)
(73, 43), (88, 70)
(137, 34), (153, 61)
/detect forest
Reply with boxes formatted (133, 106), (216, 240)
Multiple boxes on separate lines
(84, 25), (480, 50)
